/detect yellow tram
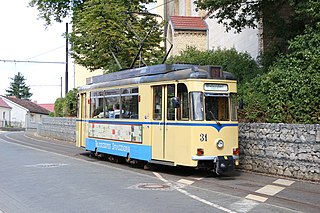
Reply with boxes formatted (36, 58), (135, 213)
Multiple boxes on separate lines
(76, 64), (239, 174)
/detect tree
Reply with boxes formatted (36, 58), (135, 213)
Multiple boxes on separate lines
(194, 0), (320, 67)
(6, 72), (33, 100)
(29, 0), (165, 72)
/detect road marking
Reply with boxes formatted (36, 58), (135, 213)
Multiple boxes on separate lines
(153, 172), (237, 213)
(255, 184), (285, 196)
(245, 194), (268, 202)
(232, 199), (259, 212)
(273, 179), (295, 186)
(178, 179), (194, 185)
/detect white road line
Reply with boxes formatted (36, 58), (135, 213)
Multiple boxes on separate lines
(245, 194), (268, 202)
(273, 179), (295, 186)
(255, 184), (285, 196)
(177, 179), (194, 185)
(153, 172), (237, 213)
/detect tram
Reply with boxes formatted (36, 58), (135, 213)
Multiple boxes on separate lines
(76, 64), (239, 174)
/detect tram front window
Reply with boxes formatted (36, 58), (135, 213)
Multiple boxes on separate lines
(205, 94), (229, 121)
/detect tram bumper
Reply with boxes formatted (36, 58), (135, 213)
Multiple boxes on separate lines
(192, 155), (238, 175)
(214, 156), (234, 175)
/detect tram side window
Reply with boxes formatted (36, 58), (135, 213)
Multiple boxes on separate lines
(177, 83), (189, 120)
(91, 91), (104, 118)
(167, 84), (175, 120)
(190, 92), (204, 121)
(153, 86), (162, 120)
(205, 95), (229, 121)
(121, 88), (139, 119)
(104, 89), (120, 118)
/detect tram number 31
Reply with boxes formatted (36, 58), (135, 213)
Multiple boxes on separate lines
(200, 133), (208, 142)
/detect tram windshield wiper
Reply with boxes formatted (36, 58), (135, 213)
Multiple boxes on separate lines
(208, 111), (221, 126)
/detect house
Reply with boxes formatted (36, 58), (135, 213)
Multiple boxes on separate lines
(156, 0), (260, 59)
(0, 96), (50, 129)
(167, 16), (208, 57)
(0, 97), (12, 127)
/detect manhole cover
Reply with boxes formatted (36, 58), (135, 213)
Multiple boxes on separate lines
(139, 183), (170, 189)
(25, 163), (68, 168)
(129, 183), (172, 191)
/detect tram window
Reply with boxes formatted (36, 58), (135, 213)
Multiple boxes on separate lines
(91, 91), (104, 118)
(105, 95), (120, 119)
(121, 87), (139, 119)
(167, 84), (175, 120)
(153, 86), (162, 120)
(177, 83), (189, 120)
(205, 95), (229, 121)
(190, 92), (204, 121)
(230, 93), (238, 121)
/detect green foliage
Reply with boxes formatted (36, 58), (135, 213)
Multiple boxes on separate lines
(29, 0), (83, 25)
(71, 0), (164, 72)
(5, 72), (33, 100)
(240, 25), (320, 123)
(194, 0), (320, 68)
(167, 47), (262, 84)
(30, 0), (164, 72)
(54, 88), (78, 117)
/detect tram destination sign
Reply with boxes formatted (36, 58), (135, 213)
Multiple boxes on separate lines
(204, 84), (228, 91)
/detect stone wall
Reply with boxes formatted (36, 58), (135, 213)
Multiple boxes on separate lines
(37, 117), (76, 142)
(239, 123), (320, 182)
(36, 118), (320, 181)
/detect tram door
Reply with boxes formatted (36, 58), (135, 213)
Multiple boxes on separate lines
(78, 93), (87, 147)
(151, 84), (175, 161)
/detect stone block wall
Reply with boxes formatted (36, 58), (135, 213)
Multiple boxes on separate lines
(36, 118), (320, 181)
(37, 117), (76, 142)
(239, 123), (320, 181)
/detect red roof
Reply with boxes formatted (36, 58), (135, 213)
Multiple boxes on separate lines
(0, 97), (11, 109)
(38, 104), (55, 112)
(170, 16), (207, 31)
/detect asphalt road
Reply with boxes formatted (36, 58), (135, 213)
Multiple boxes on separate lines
(0, 131), (319, 213)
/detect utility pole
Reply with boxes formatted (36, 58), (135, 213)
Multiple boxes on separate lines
(60, 77), (63, 98)
(65, 22), (69, 95)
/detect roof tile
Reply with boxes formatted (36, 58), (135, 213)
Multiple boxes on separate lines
(170, 16), (207, 31)
(1, 96), (50, 115)
(0, 97), (12, 109)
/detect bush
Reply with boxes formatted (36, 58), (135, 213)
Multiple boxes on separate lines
(167, 47), (262, 84)
(240, 25), (320, 123)
(54, 88), (78, 117)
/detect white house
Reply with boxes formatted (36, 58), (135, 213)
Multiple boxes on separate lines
(0, 96), (50, 129)
(0, 97), (12, 127)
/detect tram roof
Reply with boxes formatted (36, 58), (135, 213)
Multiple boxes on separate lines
(79, 64), (236, 91)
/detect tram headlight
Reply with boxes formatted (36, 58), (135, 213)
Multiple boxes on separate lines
(216, 140), (224, 149)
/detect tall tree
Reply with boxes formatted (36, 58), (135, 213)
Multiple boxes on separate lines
(194, 0), (319, 66)
(29, 0), (165, 72)
(6, 72), (33, 100)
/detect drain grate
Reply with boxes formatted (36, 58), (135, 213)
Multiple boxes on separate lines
(25, 163), (68, 168)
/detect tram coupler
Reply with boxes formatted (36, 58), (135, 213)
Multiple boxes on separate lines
(214, 156), (234, 175)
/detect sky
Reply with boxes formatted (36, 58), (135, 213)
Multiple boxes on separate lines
(0, 0), (73, 104)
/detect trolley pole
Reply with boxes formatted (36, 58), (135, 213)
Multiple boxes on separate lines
(65, 22), (69, 95)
